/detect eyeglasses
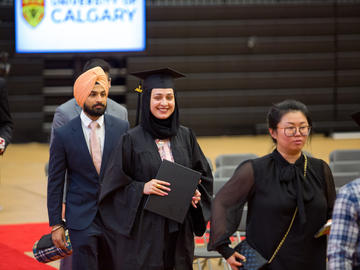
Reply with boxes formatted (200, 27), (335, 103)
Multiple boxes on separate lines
(278, 126), (311, 137)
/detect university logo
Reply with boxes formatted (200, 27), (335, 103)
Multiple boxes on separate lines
(22, 0), (45, 27)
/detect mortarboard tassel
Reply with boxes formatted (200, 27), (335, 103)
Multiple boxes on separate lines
(134, 82), (143, 126)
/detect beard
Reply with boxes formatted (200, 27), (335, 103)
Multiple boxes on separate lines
(83, 102), (106, 117)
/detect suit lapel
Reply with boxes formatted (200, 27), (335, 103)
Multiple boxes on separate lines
(71, 117), (95, 172)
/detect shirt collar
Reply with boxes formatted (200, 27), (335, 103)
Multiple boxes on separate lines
(80, 111), (104, 128)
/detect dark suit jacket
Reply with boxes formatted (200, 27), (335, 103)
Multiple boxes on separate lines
(0, 78), (13, 150)
(47, 114), (129, 230)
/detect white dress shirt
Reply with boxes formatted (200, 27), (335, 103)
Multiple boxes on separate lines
(80, 111), (105, 155)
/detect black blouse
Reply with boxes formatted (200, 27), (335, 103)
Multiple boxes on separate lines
(208, 149), (336, 270)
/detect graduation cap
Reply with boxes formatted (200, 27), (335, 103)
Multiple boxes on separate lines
(132, 68), (185, 91)
(351, 111), (360, 127)
(131, 68), (185, 125)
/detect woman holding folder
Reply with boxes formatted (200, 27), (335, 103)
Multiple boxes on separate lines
(208, 100), (336, 270)
(99, 68), (213, 270)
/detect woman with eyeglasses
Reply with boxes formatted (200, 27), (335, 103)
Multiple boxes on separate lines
(208, 99), (336, 270)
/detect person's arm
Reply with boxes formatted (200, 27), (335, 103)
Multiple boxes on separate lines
(328, 184), (359, 270)
(49, 106), (70, 209)
(120, 132), (171, 198)
(51, 221), (68, 251)
(47, 128), (67, 249)
(207, 160), (255, 269)
(50, 107), (68, 146)
(0, 80), (13, 154)
(121, 106), (128, 121)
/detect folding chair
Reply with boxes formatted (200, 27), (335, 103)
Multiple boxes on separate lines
(214, 166), (237, 179)
(333, 171), (360, 188)
(329, 149), (360, 162)
(215, 153), (258, 168)
(193, 231), (230, 270)
(329, 161), (360, 174)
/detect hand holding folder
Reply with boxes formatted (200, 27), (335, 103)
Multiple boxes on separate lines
(144, 160), (201, 223)
(143, 179), (171, 196)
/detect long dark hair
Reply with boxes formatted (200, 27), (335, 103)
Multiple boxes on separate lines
(267, 99), (312, 143)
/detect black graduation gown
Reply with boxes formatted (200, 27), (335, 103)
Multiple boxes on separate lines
(99, 125), (213, 270)
(208, 150), (336, 270)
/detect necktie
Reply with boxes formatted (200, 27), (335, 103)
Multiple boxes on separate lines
(89, 121), (101, 174)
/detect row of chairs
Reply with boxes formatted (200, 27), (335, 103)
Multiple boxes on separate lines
(206, 153), (258, 172)
(207, 153), (259, 196)
(330, 149), (360, 162)
(329, 149), (360, 189)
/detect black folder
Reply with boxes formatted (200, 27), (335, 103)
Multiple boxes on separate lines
(144, 159), (201, 223)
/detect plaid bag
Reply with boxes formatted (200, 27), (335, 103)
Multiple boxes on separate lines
(234, 240), (267, 270)
(33, 229), (72, 263)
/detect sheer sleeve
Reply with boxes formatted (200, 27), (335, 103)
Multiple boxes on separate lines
(208, 161), (255, 258)
(322, 161), (336, 219)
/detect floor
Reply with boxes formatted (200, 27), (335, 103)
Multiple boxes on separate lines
(0, 134), (359, 269)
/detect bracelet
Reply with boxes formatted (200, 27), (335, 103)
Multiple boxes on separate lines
(51, 225), (63, 233)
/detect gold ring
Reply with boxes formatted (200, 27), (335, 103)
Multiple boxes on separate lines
(157, 184), (161, 188)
